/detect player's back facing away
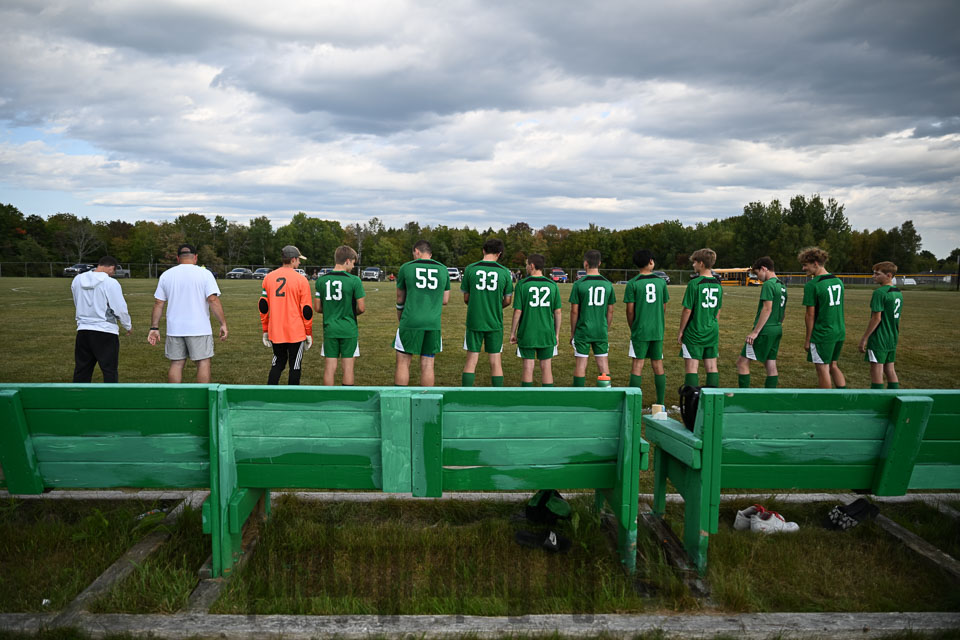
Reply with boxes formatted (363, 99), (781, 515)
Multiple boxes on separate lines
(260, 267), (313, 343)
(462, 260), (513, 331)
(756, 277), (787, 335)
(803, 273), (845, 342)
(397, 258), (451, 330)
(514, 275), (561, 347)
(569, 275), (615, 342)
(867, 284), (902, 352)
(681, 274), (722, 346)
(316, 270), (365, 338)
(624, 273), (669, 341)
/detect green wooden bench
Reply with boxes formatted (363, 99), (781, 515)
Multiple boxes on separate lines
(643, 388), (960, 574)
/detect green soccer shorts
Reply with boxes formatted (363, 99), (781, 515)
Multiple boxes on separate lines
(865, 347), (896, 364)
(463, 329), (503, 354)
(573, 338), (608, 358)
(807, 341), (843, 364)
(629, 338), (663, 360)
(517, 345), (558, 360)
(741, 333), (781, 362)
(322, 336), (359, 358)
(394, 328), (442, 356)
(680, 342), (718, 360)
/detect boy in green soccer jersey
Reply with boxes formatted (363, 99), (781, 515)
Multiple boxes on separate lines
(394, 240), (451, 386)
(624, 249), (669, 403)
(314, 245), (365, 386)
(735, 256), (786, 388)
(677, 248), (722, 388)
(461, 238), (514, 387)
(569, 250), (615, 386)
(859, 261), (903, 389)
(799, 246), (846, 389)
(510, 254), (561, 387)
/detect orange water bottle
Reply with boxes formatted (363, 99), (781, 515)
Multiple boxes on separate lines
(597, 374), (612, 388)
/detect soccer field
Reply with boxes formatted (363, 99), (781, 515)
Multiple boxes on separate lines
(1, 277), (958, 391)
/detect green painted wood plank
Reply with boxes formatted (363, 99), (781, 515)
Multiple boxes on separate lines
(31, 435), (209, 463)
(221, 386), (379, 411)
(704, 392), (725, 535)
(21, 409), (209, 437)
(648, 429), (701, 469)
(201, 498), (212, 534)
(228, 488), (266, 534)
(908, 464), (960, 490)
(442, 411), (620, 439)
(923, 414), (960, 440)
(227, 411), (379, 438)
(210, 386), (236, 577)
(616, 388), (642, 573)
(916, 440), (960, 464)
(720, 463), (876, 489)
(441, 389), (625, 412)
(232, 436), (380, 466)
(0, 390), (44, 494)
(441, 463), (616, 491)
(0, 384), (212, 409)
(717, 389), (896, 414)
(36, 462), (209, 488)
(412, 394), (443, 497)
(379, 390), (412, 493)
(236, 463), (382, 489)
(442, 438), (618, 466)
(720, 439), (884, 466)
(872, 396), (933, 495)
(720, 414), (888, 440)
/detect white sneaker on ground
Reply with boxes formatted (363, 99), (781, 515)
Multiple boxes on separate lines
(751, 510), (800, 534)
(734, 504), (766, 531)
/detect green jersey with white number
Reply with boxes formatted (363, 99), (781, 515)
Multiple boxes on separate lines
(867, 284), (902, 352)
(461, 260), (514, 332)
(397, 258), (451, 330)
(569, 275), (616, 342)
(802, 273), (845, 343)
(513, 275), (561, 348)
(624, 273), (670, 341)
(680, 275), (722, 346)
(755, 277), (786, 336)
(315, 271), (366, 338)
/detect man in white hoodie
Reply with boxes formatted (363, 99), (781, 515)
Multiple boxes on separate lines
(71, 255), (132, 382)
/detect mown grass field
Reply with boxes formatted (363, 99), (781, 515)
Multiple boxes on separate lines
(1, 277), (958, 391)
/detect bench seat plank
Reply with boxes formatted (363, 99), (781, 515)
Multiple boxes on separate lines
(441, 463), (616, 491)
(32, 435), (209, 463)
(442, 437), (618, 466)
(38, 461), (208, 488)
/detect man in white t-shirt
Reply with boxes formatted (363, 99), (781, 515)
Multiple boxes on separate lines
(148, 243), (228, 383)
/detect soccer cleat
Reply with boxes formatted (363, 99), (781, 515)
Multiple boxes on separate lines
(734, 504), (766, 531)
(751, 510), (800, 534)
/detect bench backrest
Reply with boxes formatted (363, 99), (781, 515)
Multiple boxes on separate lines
(0, 384), (213, 494)
(696, 389), (957, 494)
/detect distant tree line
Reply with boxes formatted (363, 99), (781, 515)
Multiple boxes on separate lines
(1, 195), (956, 274)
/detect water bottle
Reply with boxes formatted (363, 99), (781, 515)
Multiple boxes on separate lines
(597, 374), (612, 388)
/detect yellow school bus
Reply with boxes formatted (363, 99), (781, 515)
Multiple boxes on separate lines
(713, 267), (761, 287)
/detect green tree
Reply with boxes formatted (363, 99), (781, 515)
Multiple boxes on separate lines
(174, 213), (213, 248)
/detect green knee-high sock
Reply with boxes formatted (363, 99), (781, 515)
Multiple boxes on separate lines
(462, 372), (475, 387)
(887, 382), (900, 389)
(573, 376), (586, 387)
(764, 375), (779, 388)
(837, 385), (846, 389)
(491, 376), (504, 387)
(542, 382), (554, 387)
(706, 372), (720, 388)
(684, 373), (699, 387)
(522, 381), (534, 387)
(629, 374), (642, 388)
(738, 373), (751, 388)
(654, 374), (666, 404)
(870, 382), (884, 389)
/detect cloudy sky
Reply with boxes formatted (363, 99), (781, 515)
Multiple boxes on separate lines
(1, 0), (959, 256)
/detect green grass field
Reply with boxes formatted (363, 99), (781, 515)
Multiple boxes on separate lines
(1, 277), (957, 391)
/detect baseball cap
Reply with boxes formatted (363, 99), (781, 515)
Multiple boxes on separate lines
(178, 244), (197, 256)
(281, 245), (307, 261)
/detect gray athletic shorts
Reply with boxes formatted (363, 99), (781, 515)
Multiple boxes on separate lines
(165, 335), (214, 361)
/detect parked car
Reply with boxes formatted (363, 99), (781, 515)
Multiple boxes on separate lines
(900, 277), (917, 286)
(575, 269), (587, 281)
(253, 268), (272, 279)
(112, 267), (131, 279)
(318, 266), (335, 277)
(226, 268), (254, 279)
(63, 263), (95, 277)
(205, 267), (219, 279)
(652, 270), (671, 284)
(362, 266), (384, 281)
(295, 268), (308, 278)
(550, 268), (568, 283)
(447, 267), (461, 282)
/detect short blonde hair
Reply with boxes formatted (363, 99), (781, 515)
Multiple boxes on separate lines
(797, 246), (829, 266)
(873, 261), (898, 276)
(690, 248), (716, 269)
(335, 245), (358, 264)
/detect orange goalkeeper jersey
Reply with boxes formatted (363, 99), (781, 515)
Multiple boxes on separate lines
(259, 267), (314, 343)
